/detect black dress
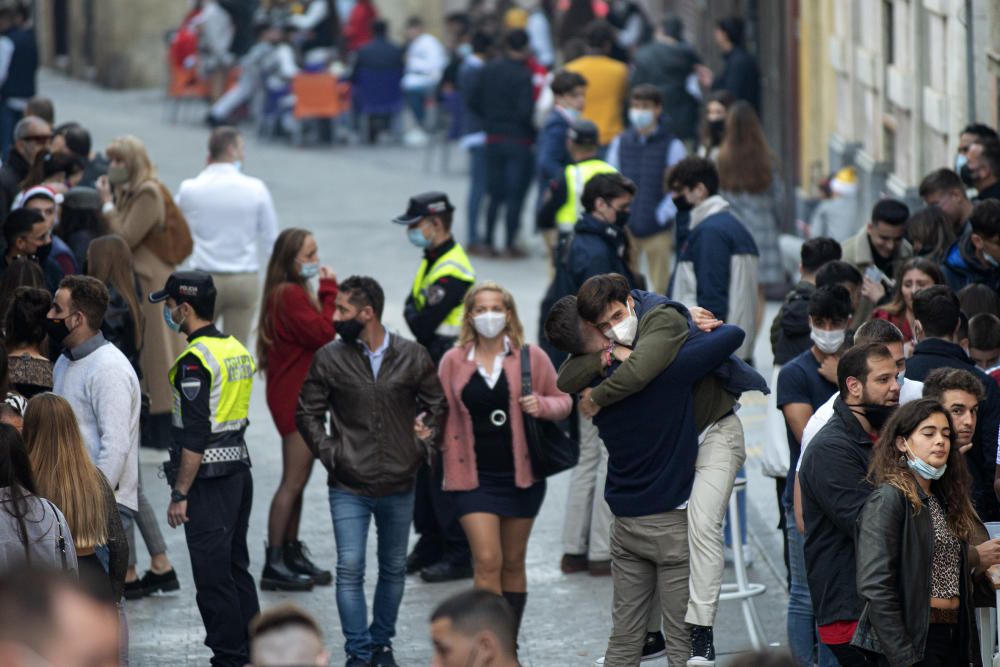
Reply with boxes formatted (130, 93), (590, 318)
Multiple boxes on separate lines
(451, 369), (545, 518)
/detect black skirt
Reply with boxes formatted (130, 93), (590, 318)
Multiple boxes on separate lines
(451, 471), (546, 519)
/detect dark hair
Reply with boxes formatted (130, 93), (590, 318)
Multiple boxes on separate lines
(584, 20), (614, 51)
(699, 90), (733, 150)
(666, 156), (719, 196)
(715, 16), (744, 46)
(629, 84), (662, 106)
(907, 207), (955, 263)
(581, 173), (636, 213)
(2, 209), (44, 249)
(869, 398), (978, 542)
(406, 16), (424, 29)
(918, 168), (964, 199)
(957, 282), (1000, 319)
(659, 16), (684, 41)
(871, 198), (909, 226)
(471, 30), (493, 55)
(854, 318), (905, 346)
(912, 285), (960, 339)
(877, 257), (946, 318)
(0, 259), (44, 323)
(444, 11), (470, 32)
(577, 274), (631, 322)
(815, 260), (862, 288)
(800, 237), (842, 273)
(551, 70), (587, 96)
(249, 602), (323, 641)
(430, 590), (517, 657)
(0, 424), (39, 562)
(837, 343), (893, 398)
(340, 276), (384, 319)
(717, 101), (774, 193)
(969, 313), (1000, 352)
(504, 28), (529, 52)
(208, 127), (241, 161)
(970, 199), (1000, 241)
(58, 275), (109, 331)
(808, 285), (852, 324)
(4, 287), (50, 350)
(562, 37), (587, 62)
(372, 19), (388, 38)
(923, 367), (986, 404)
(961, 123), (999, 141)
(24, 97), (53, 126)
(53, 123), (91, 159)
(544, 295), (585, 355)
(973, 137), (1000, 177)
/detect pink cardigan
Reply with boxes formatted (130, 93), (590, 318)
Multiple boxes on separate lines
(438, 342), (573, 491)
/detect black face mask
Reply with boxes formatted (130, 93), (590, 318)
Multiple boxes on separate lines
(337, 318), (364, 344)
(32, 242), (52, 265)
(960, 164), (978, 189)
(673, 195), (693, 212)
(708, 119), (725, 145)
(613, 208), (630, 227)
(851, 403), (897, 432)
(46, 316), (72, 348)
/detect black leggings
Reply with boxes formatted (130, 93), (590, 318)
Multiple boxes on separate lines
(913, 624), (964, 667)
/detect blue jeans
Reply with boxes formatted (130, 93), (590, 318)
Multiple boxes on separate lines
(786, 508), (838, 667)
(484, 141), (534, 250)
(404, 87), (433, 128)
(466, 144), (487, 246)
(329, 488), (415, 661)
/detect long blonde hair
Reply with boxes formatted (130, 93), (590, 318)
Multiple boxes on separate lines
(23, 393), (110, 550)
(87, 234), (143, 352)
(106, 135), (156, 202)
(457, 281), (525, 349)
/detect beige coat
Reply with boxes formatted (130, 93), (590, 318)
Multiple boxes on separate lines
(107, 180), (184, 415)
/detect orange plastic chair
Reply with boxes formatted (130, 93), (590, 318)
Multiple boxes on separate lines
(292, 73), (342, 120)
(168, 62), (209, 100)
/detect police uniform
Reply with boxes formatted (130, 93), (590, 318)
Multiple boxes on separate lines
(151, 272), (260, 667)
(394, 192), (476, 578)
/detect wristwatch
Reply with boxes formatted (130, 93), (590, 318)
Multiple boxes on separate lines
(170, 489), (188, 503)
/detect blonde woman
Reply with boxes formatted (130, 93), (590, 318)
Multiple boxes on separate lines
(24, 393), (128, 602)
(96, 136), (183, 447)
(434, 281), (572, 639)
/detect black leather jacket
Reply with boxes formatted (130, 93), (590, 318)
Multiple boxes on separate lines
(853, 483), (983, 667)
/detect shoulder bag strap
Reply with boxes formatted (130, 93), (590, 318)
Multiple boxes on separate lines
(45, 499), (68, 570)
(520, 346), (533, 398)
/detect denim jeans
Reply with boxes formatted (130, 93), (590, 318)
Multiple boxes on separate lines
(786, 508), (838, 667)
(329, 488), (415, 661)
(404, 87), (433, 128)
(466, 144), (487, 246)
(484, 141), (534, 250)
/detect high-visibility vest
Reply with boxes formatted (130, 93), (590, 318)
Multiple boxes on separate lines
(555, 159), (619, 231)
(410, 242), (476, 338)
(169, 334), (255, 477)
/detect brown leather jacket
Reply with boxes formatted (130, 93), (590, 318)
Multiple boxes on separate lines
(295, 332), (445, 497)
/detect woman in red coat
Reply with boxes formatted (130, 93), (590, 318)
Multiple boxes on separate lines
(257, 228), (337, 591)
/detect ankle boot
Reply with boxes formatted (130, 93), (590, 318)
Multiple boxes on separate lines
(502, 591), (527, 640)
(260, 544), (313, 591)
(284, 540), (332, 586)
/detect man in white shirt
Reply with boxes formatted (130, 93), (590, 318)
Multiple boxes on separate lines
(176, 127), (279, 346)
(402, 16), (447, 144)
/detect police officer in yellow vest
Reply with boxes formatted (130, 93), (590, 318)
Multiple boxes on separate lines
(394, 191), (477, 583)
(151, 271), (260, 667)
(536, 119), (618, 267)
(396, 191), (476, 366)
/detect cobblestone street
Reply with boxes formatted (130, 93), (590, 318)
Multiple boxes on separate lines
(46, 70), (791, 666)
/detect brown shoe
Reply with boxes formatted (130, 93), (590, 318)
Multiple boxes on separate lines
(588, 559), (612, 576)
(560, 553), (588, 574)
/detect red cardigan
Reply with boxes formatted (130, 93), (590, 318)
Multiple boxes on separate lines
(438, 342), (572, 491)
(264, 278), (337, 436)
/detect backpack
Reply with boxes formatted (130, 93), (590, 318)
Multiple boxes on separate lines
(145, 182), (194, 266)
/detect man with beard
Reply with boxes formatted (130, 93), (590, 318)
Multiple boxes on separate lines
(797, 343), (900, 666)
(964, 137), (1000, 201)
(1, 207), (63, 292)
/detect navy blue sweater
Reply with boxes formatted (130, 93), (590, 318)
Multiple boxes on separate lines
(594, 322), (745, 517)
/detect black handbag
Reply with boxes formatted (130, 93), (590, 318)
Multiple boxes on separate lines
(520, 346), (579, 477)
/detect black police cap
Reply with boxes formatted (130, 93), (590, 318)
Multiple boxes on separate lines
(392, 191), (454, 225)
(149, 270), (217, 310)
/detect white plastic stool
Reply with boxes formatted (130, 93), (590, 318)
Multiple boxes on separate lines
(718, 477), (767, 649)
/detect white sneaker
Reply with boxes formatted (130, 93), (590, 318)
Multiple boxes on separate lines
(723, 544), (754, 568)
(404, 128), (429, 147)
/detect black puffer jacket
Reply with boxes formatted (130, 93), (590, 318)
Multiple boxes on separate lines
(853, 483), (984, 667)
(770, 280), (814, 365)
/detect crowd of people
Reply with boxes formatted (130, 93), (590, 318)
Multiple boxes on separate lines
(2, 1), (1000, 667)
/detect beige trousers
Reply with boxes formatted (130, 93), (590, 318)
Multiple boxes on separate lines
(626, 228), (673, 294)
(209, 271), (259, 347)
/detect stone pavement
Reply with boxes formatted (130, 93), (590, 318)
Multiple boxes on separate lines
(43, 70), (792, 665)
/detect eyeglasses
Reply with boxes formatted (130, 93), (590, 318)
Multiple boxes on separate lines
(22, 135), (51, 144)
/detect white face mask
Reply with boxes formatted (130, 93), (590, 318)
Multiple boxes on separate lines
(473, 312), (506, 339)
(811, 327), (846, 355)
(628, 108), (656, 130)
(604, 301), (638, 346)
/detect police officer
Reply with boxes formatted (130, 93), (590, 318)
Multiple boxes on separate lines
(394, 191), (476, 583)
(152, 271), (260, 667)
(536, 119), (618, 261)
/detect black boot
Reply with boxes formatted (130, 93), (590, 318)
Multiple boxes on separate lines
(284, 540), (332, 586)
(260, 544), (313, 591)
(502, 591), (527, 639)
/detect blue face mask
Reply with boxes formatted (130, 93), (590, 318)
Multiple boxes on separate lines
(985, 252), (1000, 268)
(233, 160), (243, 172)
(955, 153), (968, 174)
(408, 227), (430, 249)
(163, 304), (184, 333)
(299, 261), (320, 279)
(904, 439), (947, 481)
(564, 107), (581, 121)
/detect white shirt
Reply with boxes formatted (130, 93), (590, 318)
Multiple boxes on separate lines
(176, 162), (280, 273)
(468, 337), (511, 390)
(403, 33), (448, 90)
(796, 377), (924, 473)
